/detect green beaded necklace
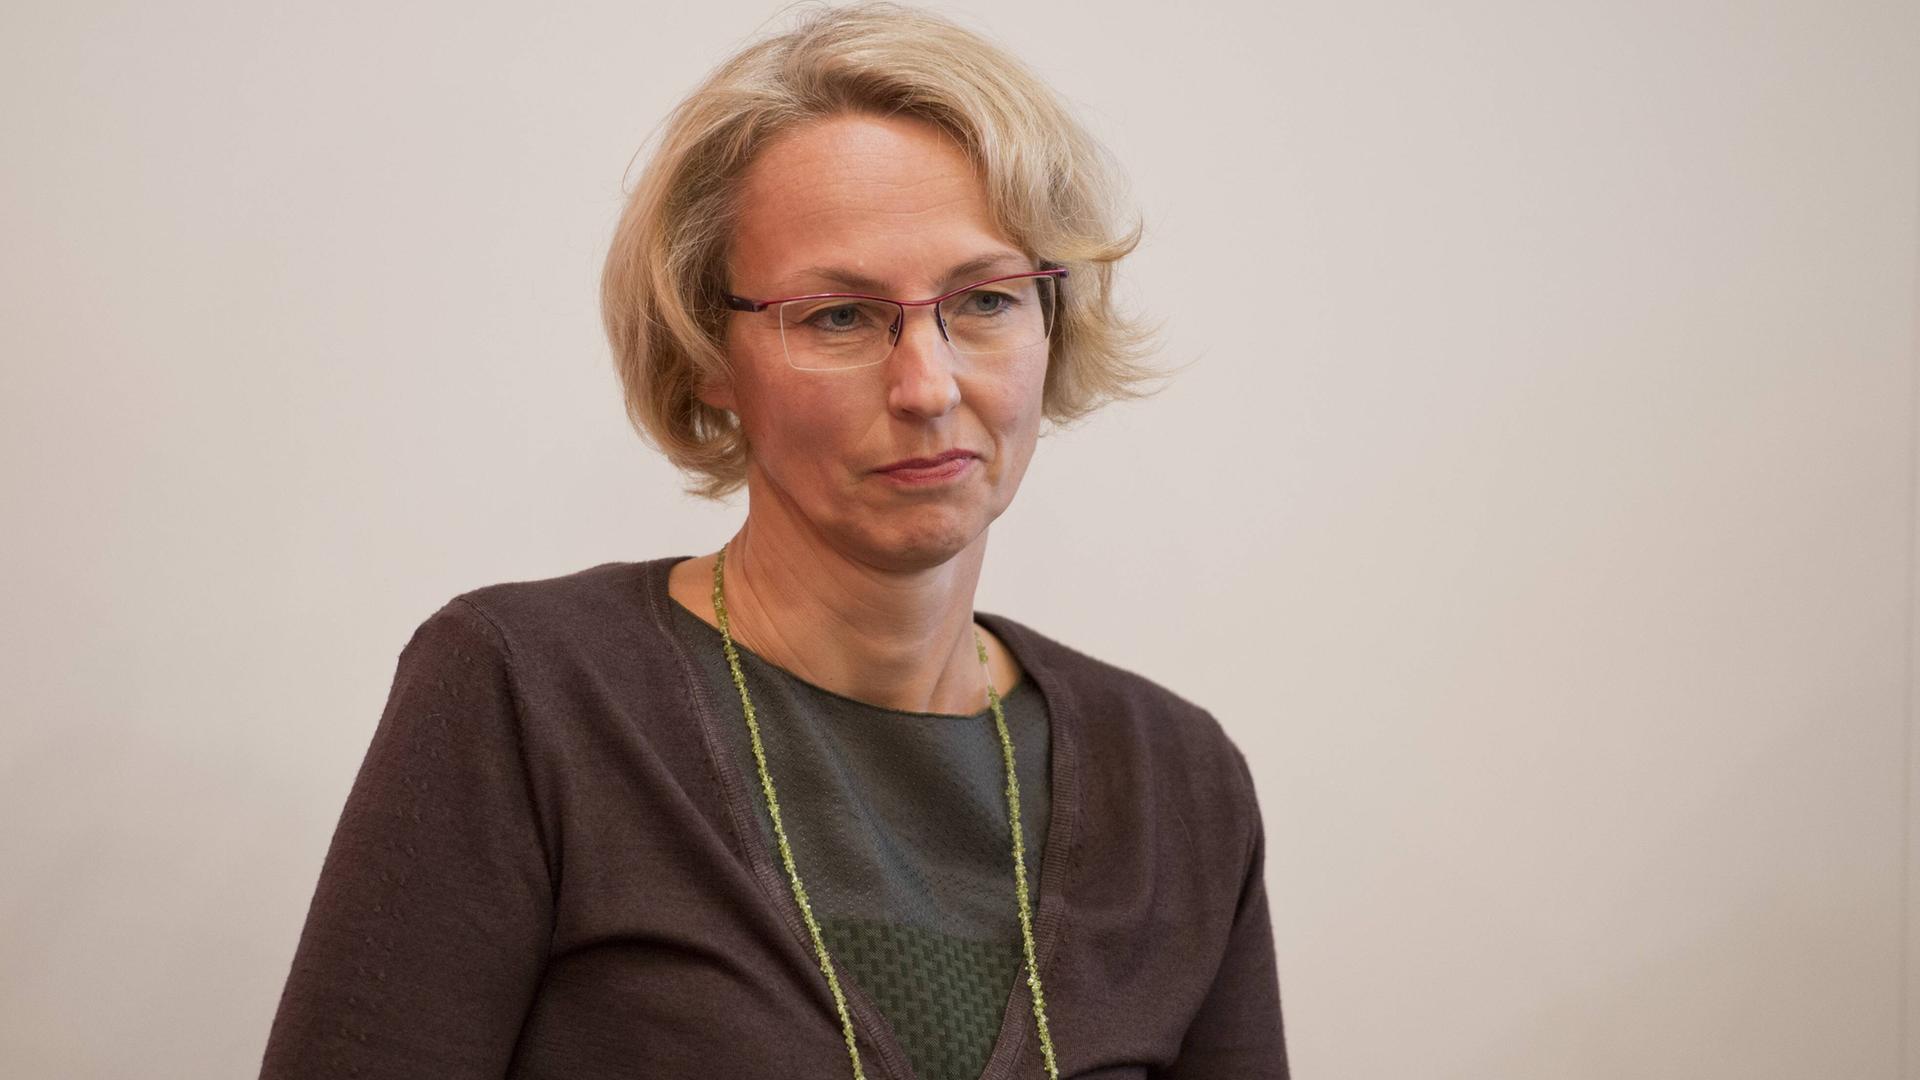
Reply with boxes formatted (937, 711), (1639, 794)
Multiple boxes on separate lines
(710, 541), (1059, 1079)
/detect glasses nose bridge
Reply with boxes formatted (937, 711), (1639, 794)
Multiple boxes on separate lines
(887, 295), (954, 353)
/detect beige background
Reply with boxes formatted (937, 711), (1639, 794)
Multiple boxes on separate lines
(2, 1), (1916, 1077)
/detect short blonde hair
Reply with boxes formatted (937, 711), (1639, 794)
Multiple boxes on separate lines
(601, 1), (1167, 500)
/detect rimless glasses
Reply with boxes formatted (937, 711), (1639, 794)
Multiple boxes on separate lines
(722, 267), (1067, 372)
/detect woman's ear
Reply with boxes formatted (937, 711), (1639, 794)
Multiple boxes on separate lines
(695, 369), (738, 414)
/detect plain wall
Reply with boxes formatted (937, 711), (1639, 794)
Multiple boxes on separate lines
(1, 1), (1915, 1077)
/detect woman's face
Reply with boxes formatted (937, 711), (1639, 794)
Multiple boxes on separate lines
(708, 112), (1049, 572)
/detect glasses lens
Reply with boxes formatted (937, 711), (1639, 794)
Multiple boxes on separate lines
(778, 297), (899, 371)
(775, 275), (1058, 371)
(940, 275), (1055, 355)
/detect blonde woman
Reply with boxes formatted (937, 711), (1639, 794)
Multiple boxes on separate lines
(260, 4), (1289, 1078)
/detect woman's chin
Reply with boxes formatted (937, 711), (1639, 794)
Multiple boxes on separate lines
(846, 516), (989, 572)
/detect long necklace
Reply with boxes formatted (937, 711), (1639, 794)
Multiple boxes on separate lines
(710, 541), (1059, 1079)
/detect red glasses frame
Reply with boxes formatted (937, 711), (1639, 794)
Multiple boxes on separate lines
(722, 267), (1068, 368)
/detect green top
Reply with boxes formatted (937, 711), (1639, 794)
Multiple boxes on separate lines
(668, 597), (1052, 1080)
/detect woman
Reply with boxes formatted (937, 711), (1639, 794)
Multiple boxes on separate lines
(259, 4), (1288, 1079)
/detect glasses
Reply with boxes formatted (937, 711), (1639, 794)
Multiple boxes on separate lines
(723, 268), (1067, 372)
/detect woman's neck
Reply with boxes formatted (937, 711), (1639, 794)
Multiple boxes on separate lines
(669, 512), (1015, 715)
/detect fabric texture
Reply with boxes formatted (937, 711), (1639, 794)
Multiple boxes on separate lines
(258, 555), (1289, 1079)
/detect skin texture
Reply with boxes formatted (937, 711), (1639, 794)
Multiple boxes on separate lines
(665, 111), (1046, 715)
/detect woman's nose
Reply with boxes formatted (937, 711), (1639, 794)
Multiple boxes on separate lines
(884, 305), (962, 418)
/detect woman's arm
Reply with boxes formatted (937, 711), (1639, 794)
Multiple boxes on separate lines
(1159, 743), (1292, 1079)
(259, 598), (556, 1079)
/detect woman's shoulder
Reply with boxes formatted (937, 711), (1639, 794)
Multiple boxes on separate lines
(977, 610), (1249, 768)
(397, 557), (687, 681)
(987, 611), (1262, 871)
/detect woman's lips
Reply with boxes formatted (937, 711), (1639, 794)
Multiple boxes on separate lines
(876, 455), (976, 485)
(877, 449), (976, 471)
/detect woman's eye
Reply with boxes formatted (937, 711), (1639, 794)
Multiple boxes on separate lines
(963, 291), (1012, 314)
(810, 305), (866, 330)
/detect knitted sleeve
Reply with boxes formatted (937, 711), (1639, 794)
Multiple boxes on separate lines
(1158, 739), (1291, 1079)
(258, 597), (556, 1079)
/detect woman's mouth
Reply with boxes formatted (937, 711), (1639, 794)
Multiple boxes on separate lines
(874, 451), (977, 486)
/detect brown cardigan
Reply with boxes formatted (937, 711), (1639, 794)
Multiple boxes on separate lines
(258, 556), (1290, 1079)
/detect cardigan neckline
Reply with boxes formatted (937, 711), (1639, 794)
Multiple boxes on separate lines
(663, 592), (1035, 721)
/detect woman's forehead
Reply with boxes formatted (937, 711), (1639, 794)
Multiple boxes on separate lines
(731, 114), (1020, 294)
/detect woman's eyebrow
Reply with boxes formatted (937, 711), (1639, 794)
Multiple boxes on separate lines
(784, 252), (1029, 294)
